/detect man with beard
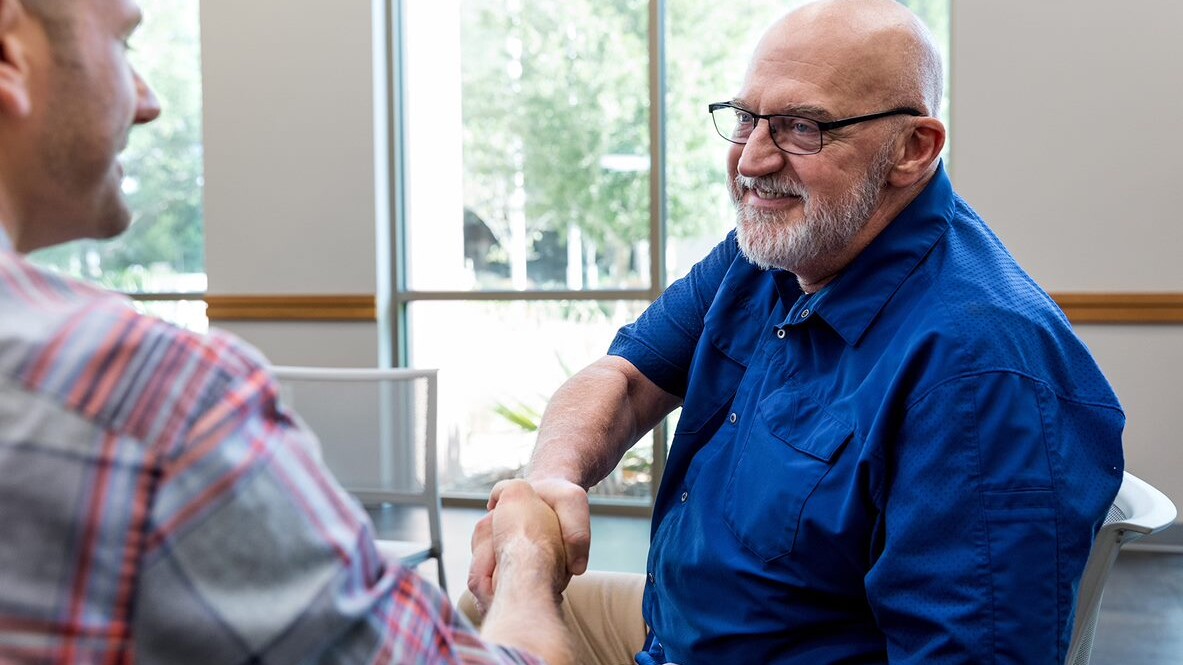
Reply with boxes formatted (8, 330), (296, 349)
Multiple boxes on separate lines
(0, 0), (574, 662)
(466, 0), (1124, 663)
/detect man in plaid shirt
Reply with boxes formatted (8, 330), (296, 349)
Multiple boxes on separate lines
(0, 0), (572, 663)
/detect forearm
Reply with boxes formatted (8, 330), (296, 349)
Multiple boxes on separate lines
(480, 538), (574, 665)
(529, 355), (679, 488)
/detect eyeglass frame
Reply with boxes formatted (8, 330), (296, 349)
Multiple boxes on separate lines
(707, 102), (924, 155)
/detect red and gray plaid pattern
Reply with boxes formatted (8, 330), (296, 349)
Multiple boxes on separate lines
(0, 232), (542, 665)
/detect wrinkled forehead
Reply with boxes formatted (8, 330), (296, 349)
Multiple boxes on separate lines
(738, 9), (912, 115)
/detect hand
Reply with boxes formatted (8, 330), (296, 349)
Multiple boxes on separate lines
(468, 480), (568, 612)
(519, 477), (591, 578)
(490, 480), (567, 590)
(467, 477), (588, 614)
(468, 512), (497, 615)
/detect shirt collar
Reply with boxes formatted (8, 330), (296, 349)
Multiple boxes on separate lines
(808, 160), (955, 346)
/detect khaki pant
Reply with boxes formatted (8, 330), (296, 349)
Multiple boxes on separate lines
(459, 571), (647, 665)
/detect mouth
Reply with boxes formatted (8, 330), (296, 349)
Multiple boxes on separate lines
(749, 185), (802, 201)
(743, 184), (805, 210)
(733, 175), (805, 205)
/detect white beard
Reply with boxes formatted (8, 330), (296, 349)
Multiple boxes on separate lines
(732, 141), (896, 273)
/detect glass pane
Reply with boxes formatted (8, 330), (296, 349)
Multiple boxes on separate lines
(408, 300), (652, 500)
(403, 0), (652, 292)
(131, 299), (209, 334)
(28, 0), (205, 295)
(664, 0), (951, 283)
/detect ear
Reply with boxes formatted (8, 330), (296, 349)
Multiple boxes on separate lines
(0, 0), (33, 118)
(887, 117), (946, 188)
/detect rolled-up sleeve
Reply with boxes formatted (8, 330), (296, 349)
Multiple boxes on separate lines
(609, 232), (740, 398)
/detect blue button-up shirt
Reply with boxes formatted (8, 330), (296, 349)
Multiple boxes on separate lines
(610, 164), (1124, 664)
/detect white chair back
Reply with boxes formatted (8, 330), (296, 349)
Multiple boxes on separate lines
(270, 366), (446, 590)
(1066, 471), (1176, 665)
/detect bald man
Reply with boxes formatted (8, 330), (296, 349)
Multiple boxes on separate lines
(468, 1), (1123, 663)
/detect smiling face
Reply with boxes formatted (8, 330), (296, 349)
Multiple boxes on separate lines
(11, 0), (160, 251)
(726, 0), (937, 286)
(731, 135), (898, 273)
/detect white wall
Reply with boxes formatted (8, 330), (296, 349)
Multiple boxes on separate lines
(200, 0), (1183, 524)
(950, 0), (1183, 290)
(200, 0), (386, 365)
(951, 0), (1183, 526)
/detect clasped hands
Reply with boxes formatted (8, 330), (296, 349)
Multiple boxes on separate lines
(467, 477), (592, 614)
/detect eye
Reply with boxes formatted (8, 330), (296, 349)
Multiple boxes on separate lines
(733, 109), (755, 127)
(785, 118), (819, 135)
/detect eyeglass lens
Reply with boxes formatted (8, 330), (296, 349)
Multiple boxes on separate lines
(711, 107), (823, 154)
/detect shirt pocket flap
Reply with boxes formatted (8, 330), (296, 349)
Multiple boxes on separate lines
(724, 388), (852, 561)
(759, 389), (852, 462)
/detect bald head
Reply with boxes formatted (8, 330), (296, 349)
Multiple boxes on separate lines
(750, 0), (943, 116)
(727, 0), (948, 288)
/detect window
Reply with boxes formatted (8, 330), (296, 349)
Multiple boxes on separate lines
(28, 0), (206, 332)
(397, 0), (950, 504)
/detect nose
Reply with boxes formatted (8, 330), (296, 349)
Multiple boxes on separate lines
(735, 118), (787, 178)
(133, 70), (162, 124)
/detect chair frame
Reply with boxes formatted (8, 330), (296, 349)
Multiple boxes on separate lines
(1066, 471), (1177, 665)
(270, 366), (446, 590)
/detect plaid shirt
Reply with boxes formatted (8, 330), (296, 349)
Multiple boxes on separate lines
(0, 230), (541, 665)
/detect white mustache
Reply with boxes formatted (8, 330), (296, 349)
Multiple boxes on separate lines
(733, 174), (807, 199)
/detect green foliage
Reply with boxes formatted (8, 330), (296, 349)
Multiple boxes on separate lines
(665, 0), (788, 242)
(492, 401), (543, 432)
(489, 345), (577, 433)
(459, 0), (950, 256)
(461, 0), (651, 281)
(459, 0), (962, 288)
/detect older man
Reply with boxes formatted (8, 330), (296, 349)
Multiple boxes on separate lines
(469, 1), (1124, 663)
(0, 0), (572, 663)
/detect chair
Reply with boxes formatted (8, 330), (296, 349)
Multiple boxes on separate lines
(1066, 471), (1177, 665)
(270, 366), (446, 590)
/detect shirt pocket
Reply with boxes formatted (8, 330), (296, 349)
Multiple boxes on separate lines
(723, 387), (852, 562)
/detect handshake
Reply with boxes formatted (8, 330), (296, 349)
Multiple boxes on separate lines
(461, 478), (593, 665)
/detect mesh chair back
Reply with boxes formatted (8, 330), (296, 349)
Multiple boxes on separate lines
(270, 366), (446, 589)
(1066, 472), (1176, 665)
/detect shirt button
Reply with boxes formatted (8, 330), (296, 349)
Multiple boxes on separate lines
(647, 573), (655, 585)
(800, 308), (810, 319)
(681, 491), (689, 503)
(729, 412), (738, 424)
(776, 328), (786, 339)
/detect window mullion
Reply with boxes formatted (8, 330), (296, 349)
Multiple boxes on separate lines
(647, 0), (668, 507)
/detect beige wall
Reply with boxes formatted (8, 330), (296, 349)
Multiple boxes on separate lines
(201, 0), (386, 365)
(950, 0), (1183, 525)
(201, 0), (1183, 523)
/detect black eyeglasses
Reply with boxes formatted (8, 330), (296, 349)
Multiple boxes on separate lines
(708, 102), (923, 155)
